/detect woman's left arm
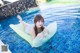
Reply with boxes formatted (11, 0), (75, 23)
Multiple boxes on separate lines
(37, 28), (49, 38)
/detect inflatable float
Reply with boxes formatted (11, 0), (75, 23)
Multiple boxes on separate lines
(9, 21), (57, 47)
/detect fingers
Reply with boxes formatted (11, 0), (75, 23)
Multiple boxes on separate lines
(42, 35), (46, 38)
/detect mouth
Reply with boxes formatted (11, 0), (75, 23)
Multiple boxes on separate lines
(40, 25), (42, 27)
(38, 25), (41, 27)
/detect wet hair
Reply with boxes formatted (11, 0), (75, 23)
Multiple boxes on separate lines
(34, 14), (45, 36)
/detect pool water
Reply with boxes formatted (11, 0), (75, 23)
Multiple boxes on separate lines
(0, 3), (80, 53)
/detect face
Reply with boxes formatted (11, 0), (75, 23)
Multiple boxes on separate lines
(36, 20), (44, 28)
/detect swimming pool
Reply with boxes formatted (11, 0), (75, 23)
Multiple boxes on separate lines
(0, 3), (80, 53)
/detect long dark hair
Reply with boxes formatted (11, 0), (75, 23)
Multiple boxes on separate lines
(34, 14), (45, 36)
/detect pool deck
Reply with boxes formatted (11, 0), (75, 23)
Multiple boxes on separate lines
(0, 40), (12, 53)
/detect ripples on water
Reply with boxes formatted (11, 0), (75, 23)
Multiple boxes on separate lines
(0, 4), (80, 53)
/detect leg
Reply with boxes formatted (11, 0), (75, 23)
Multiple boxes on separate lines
(17, 15), (28, 32)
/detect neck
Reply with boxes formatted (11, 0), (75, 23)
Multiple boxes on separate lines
(37, 27), (42, 33)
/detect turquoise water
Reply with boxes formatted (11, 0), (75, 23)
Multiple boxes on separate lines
(0, 4), (80, 53)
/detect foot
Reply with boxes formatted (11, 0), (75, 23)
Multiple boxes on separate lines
(17, 15), (23, 23)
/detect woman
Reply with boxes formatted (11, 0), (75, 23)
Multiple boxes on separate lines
(17, 14), (49, 39)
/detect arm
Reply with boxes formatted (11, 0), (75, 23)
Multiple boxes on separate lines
(30, 27), (49, 39)
(37, 28), (49, 38)
(30, 27), (46, 39)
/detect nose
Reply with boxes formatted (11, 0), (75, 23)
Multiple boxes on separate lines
(40, 21), (43, 25)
